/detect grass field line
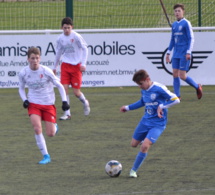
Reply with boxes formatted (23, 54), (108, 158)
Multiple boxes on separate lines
(2, 91), (215, 97)
(85, 91), (215, 96)
(1, 87), (215, 97)
(98, 187), (215, 195)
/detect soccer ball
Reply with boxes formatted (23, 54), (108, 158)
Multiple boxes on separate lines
(105, 160), (122, 177)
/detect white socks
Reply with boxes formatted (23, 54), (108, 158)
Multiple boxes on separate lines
(35, 133), (48, 156)
(64, 93), (87, 116)
(65, 94), (71, 116)
(78, 92), (87, 105)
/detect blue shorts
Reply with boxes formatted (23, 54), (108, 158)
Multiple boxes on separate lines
(133, 122), (166, 144)
(172, 57), (191, 71)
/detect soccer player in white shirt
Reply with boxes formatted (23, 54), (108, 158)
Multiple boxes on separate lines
(53, 17), (90, 120)
(166, 4), (202, 100)
(120, 69), (180, 177)
(19, 47), (70, 164)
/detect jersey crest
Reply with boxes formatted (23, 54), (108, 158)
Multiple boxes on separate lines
(150, 93), (156, 101)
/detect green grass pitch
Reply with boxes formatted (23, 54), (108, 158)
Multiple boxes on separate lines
(0, 86), (214, 195)
(0, 1), (215, 194)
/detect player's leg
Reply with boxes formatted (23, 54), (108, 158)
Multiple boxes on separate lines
(130, 125), (166, 177)
(60, 63), (72, 120)
(173, 69), (181, 98)
(172, 58), (181, 98)
(129, 123), (148, 178)
(36, 105), (58, 164)
(179, 58), (202, 99)
(59, 84), (71, 120)
(71, 64), (90, 116)
(72, 88), (90, 116)
(130, 138), (141, 147)
(45, 122), (58, 136)
(130, 138), (151, 177)
(43, 105), (58, 136)
(29, 114), (50, 164)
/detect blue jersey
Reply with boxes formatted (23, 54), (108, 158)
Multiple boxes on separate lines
(167, 18), (194, 58)
(128, 82), (179, 126)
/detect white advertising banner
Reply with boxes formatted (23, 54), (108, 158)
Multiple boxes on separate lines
(0, 32), (214, 88)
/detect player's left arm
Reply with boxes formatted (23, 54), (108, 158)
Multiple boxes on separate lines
(45, 67), (68, 103)
(52, 77), (70, 111)
(76, 34), (88, 72)
(54, 79), (70, 111)
(185, 20), (194, 60)
(157, 87), (180, 118)
(80, 45), (87, 72)
(54, 79), (67, 102)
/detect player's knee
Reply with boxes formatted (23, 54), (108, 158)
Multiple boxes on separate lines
(140, 146), (148, 153)
(179, 71), (187, 80)
(74, 90), (81, 97)
(63, 85), (69, 93)
(34, 127), (42, 134)
(47, 132), (55, 137)
(173, 71), (179, 78)
(131, 144), (136, 148)
(179, 75), (186, 80)
(140, 144), (151, 153)
(131, 142), (138, 148)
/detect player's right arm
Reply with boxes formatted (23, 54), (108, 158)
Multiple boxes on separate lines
(166, 23), (175, 63)
(18, 70), (29, 108)
(120, 99), (145, 113)
(167, 24), (175, 53)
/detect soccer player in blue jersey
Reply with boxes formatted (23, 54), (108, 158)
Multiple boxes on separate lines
(120, 69), (180, 178)
(166, 3), (202, 99)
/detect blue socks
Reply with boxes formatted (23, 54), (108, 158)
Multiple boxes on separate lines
(132, 152), (148, 172)
(185, 76), (198, 89)
(173, 77), (181, 97)
(174, 76), (198, 97)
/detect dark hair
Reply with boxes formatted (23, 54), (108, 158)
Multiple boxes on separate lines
(61, 17), (73, 27)
(173, 4), (185, 10)
(132, 69), (149, 83)
(27, 47), (40, 58)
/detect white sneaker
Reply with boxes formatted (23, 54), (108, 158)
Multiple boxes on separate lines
(59, 115), (71, 120)
(129, 169), (137, 178)
(83, 100), (90, 116)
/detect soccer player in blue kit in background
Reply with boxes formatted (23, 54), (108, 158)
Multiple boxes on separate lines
(120, 69), (180, 178)
(166, 3), (203, 100)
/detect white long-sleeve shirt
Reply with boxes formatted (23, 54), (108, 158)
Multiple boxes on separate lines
(53, 31), (88, 69)
(19, 65), (67, 105)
